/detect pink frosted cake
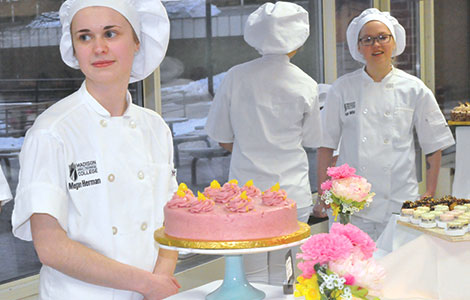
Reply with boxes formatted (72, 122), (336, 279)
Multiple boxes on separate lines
(163, 180), (299, 241)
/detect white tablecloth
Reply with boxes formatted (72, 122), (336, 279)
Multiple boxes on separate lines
(166, 279), (414, 300)
(376, 215), (470, 300)
(166, 280), (296, 300)
(452, 126), (470, 198)
(375, 215), (422, 257)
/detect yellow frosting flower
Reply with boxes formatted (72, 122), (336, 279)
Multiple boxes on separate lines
(176, 190), (186, 197)
(228, 179), (238, 185)
(271, 182), (281, 192)
(178, 183), (189, 191)
(244, 179), (254, 187)
(210, 180), (221, 189)
(240, 191), (248, 200)
(197, 191), (207, 201)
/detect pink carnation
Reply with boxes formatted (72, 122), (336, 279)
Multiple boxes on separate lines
(296, 260), (317, 279)
(327, 163), (357, 180)
(296, 233), (352, 278)
(343, 274), (356, 285)
(330, 223), (376, 259)
(321, 180), (333, 191)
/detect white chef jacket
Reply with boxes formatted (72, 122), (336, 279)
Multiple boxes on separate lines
(321, 67), (455, 222)
(12, 82), (178, 300)
(0, 165), (12, 205)
(205, 54), (322, 209)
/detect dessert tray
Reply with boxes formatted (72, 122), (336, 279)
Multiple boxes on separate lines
(155, 222), (310, 300)
(397, 220), (470, 242)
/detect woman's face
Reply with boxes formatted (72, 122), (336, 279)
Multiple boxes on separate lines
(358, 21), (396, 67)
(71, 6), (139, 85)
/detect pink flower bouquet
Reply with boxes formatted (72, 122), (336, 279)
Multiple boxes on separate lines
(321, 164), (375, 224)
(295, 223), (385, 300)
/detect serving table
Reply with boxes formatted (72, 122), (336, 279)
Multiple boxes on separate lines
(376, 215), (470, 300)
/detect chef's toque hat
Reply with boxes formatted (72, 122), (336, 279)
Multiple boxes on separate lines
(346, 8), (406, 64)
(59, 0), (170, 83)
(244, 1), (309, 55)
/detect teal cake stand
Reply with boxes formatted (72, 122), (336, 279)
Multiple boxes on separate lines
(155, 223), (310, 300)
(206, 254), (265, 300)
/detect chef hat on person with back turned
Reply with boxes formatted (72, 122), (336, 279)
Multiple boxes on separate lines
(346, 8), (406, 64)
(244, 1), (309, 55)
(59, 0), (170, 83)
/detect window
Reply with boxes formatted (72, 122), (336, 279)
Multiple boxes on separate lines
(434, 0), (470, 116)
(162, 0), (323, 193)
(390, 0), (421, 77)
(335, 0), (372, 77)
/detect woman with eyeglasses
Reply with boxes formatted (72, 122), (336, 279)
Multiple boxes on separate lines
(314, 8), (454, 240)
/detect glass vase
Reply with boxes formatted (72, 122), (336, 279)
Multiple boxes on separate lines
(339, 212), (351, 225)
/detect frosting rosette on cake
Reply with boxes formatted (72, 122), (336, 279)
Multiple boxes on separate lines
(241, 180), (262, 198)
(213, 179), (241, 204)
(188, 192), (215, 213)
(226, 191), (255, 213)
(262, 183), (288, 206)
(203, 180), (222, 200)
(167, 183), (197, 208)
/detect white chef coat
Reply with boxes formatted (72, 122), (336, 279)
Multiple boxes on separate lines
(321, 67), (455, 222)
(205, 54), (322, 209)
(12, 82), (178, 300)
(0, 165), (12, 205)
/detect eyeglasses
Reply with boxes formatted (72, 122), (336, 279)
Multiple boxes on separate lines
(358, 34), (393, 46)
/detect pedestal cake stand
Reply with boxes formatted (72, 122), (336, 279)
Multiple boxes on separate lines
(155, 222), (310, 300)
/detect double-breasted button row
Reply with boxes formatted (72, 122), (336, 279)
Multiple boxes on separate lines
(100, 119), (136, 128)
(111, 222), (148, 235)
(107, 171), (145, 182)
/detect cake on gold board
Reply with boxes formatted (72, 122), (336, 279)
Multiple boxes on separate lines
(155, 180), (310, 249)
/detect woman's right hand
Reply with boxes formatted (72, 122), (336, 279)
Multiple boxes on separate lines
(143, 273), (180, 300)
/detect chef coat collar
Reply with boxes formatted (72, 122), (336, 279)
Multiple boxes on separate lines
(261, 53), (290, 62)
(360, 65), (396, 84)
(79, 81), (133, 118)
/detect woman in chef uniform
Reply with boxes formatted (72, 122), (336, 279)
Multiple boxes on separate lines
(11, 1), (180, 299)
(206, 1), (321, 227)
(314, 8), (455, 240)
(205, 2), (322, 285)
(0, 166), (12, 214)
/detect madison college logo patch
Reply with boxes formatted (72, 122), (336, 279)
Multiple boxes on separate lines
(69, 162), (78, 182)
(67, 160), (101, 191)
